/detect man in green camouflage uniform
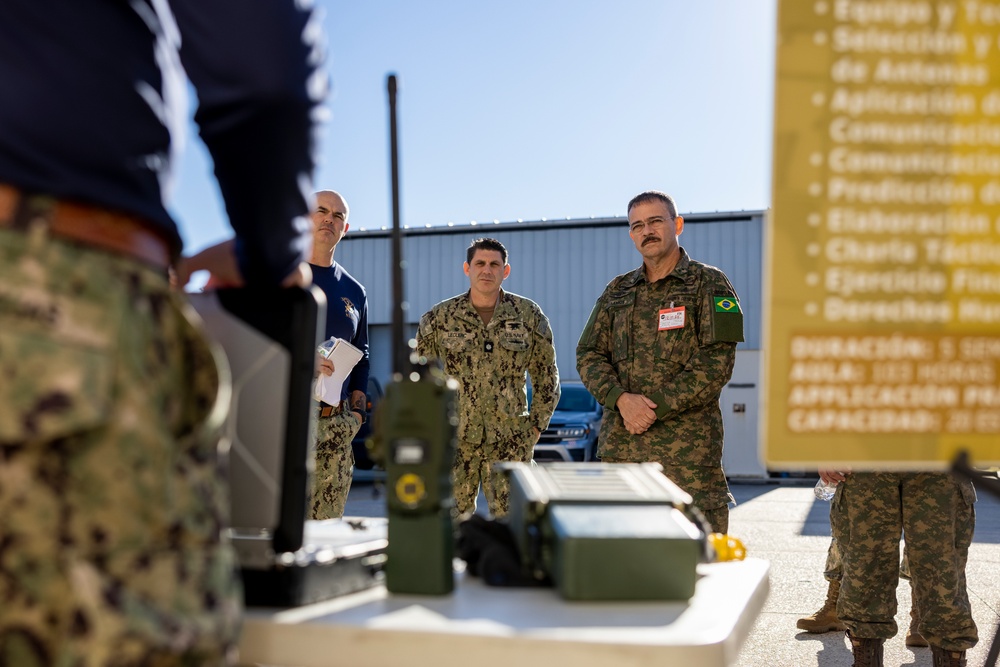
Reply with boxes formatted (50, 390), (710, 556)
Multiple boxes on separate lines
(417, 238), (560, 517)
(832, 472), (978, 667)
(577, 191), (743, 534)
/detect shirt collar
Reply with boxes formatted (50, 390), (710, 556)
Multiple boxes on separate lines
(459, 288), (509, 321)
(623, 246), (692, 287)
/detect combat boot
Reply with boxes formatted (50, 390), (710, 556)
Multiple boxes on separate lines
(904, 598), (928, 647)
(848, 634), (884, 667)
(796, 579), (846, 633)
(930, 646), (967, 667)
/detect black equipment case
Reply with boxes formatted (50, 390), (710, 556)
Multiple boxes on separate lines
(190, 287), (386, 607)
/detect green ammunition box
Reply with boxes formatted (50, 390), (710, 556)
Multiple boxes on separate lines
(547, 504), (701, 600)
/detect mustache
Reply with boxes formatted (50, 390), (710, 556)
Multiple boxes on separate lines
(641, 236), (661, 246)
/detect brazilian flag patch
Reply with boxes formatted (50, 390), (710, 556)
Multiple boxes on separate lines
(714, 296), (741, 313)
(712, 294), (744, 343)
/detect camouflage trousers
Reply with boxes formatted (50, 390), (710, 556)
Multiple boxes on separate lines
(822, 536), (910, 582)
(0, 229), (241, 666)
(600, 455), (732, 534)
(697, 506), (729, 537)
(832, 472), (978, 651)
(454, 432), (534, 518)
(310, 407), (359, 520)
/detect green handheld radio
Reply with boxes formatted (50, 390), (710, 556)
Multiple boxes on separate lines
(369, 362), (458, 594)
(367, 74), (458, 595)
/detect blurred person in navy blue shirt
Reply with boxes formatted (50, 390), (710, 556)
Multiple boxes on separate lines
(0, 1), (327, 664)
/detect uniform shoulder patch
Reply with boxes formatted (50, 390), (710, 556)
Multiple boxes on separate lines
(712, 294), (744, 343)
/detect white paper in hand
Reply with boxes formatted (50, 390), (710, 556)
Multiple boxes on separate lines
(313, 337), (363, 405)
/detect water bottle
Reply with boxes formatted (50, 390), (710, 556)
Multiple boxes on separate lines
(814, 478), (837, 501)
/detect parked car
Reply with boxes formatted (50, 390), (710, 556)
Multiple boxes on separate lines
(351, 377), (384, 471)
(533, 381), (602, 462)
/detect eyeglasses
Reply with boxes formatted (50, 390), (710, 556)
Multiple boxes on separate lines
(629, 217), (671, 234)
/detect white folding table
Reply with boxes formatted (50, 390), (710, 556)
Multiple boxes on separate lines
(239, 557), (769, 667)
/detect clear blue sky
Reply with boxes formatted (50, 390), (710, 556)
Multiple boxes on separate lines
(170, 1), (777, 254)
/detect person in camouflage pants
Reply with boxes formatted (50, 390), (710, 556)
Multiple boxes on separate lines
(577, 191), (743, 534)
(833, 472), (978, 666)
(798, 527), (926, 647)
(0, 1), (322, 663)
(417, 238), (560, 517)
(0, 231), (242, 665)
(308, 191), (369, 520)
(312, 405), (361, 519)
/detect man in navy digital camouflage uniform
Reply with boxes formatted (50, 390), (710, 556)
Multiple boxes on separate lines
(417, 238), (560, 517)
(0, 1), (325, 664)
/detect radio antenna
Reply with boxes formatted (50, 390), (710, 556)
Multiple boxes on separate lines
(387, 73), (409, 376)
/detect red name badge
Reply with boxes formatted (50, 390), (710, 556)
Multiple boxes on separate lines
(658, 306), (685, 331)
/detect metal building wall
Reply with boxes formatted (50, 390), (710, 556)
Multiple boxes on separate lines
(338, 211), (764, 385)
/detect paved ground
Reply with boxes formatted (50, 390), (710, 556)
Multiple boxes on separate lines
(343, 475), (1000, 667)
(727, 479), (999, 667)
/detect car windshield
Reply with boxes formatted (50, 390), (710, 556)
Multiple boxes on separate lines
(556, 386), (596, 412)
